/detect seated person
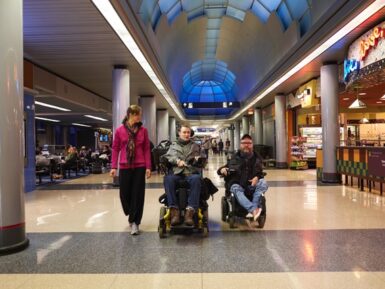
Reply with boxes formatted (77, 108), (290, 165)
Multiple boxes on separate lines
(217, 134), (268, 221)
(162, 124), (205, 226)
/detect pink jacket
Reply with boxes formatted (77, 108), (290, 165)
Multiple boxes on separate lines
(111, 124), (151, 170)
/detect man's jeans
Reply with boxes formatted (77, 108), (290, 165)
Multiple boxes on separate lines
(230, 179), (268, 213)
(164, 174), (201, 209)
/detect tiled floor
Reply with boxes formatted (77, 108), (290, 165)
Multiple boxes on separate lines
(1, 155), (385, 288)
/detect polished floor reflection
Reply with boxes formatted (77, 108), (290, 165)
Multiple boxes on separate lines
(1, 154), (385, 288)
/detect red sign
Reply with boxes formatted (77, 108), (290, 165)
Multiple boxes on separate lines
(360, 27), (385, 60)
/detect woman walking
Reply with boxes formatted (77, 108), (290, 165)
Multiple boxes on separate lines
(110, 105), (151, 235)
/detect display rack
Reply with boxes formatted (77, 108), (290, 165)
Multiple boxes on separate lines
(290, 136), (308, 170)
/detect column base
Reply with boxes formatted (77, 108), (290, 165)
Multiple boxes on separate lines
(0, 238), (29, 256)
(275, 162), (288, 169)
(322, 172), (341, 183)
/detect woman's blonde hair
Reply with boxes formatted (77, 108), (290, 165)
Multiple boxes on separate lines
(127, 105), (142, 116)
(122, 105), (142, 123)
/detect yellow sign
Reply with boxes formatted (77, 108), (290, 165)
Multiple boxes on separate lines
(299, 79), (319, 108)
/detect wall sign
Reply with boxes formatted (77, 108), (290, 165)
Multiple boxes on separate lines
(347, 22), (385, 74)
(368, 149), (385, 178)
(343, 59), (360, 82)
(360, 27), (385, 60)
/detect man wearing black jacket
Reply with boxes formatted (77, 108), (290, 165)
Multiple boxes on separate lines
(217, 134), (268, 221)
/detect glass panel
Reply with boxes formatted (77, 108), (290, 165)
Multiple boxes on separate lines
(226, 6), (246, 22)
(299, 10), (311, 36)
(167, 2), (182, 23)
(228, 0), (253, 10)
(258, 0), (281, 12)
(181, 0), (203, 11)
(277, 2), (291, 30)
(251, 1), (270, 23)
(158, 0), (179, 13)
(286, 0), (308, 19)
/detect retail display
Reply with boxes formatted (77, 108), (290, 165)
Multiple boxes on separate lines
(290, 136), (308, 170)
(300, 127), (323, 159)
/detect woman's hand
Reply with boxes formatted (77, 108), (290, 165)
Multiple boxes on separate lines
(110, 169), (117, 177)
(146, 169), (151, 179)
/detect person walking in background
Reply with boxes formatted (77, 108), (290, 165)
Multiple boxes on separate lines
(218, 139), (224, 156)
(110, 105), (151, 235)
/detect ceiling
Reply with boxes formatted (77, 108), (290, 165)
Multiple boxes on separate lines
(24, 0), (385, 129)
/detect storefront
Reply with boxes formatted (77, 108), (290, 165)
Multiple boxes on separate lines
(341, 20), (385, 147)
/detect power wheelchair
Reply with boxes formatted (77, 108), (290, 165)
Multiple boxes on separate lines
(220, 169), (267, 229)
(158, 156), (213, 238)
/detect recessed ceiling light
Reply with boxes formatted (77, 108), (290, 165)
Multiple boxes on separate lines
(343, 97), (350, 100)
(376, 101), (383, 104)
(35, 117), (60, 122)
(358, 92), (367, 95)
(84, 115), (108, 121)
(35, 101), (71, 112)
(72, 123), (92, 127)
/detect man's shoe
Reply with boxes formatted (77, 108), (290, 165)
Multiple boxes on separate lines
(131, 223), (139, 235)
(184, 208), (195, 226)
(170, 208), (180, 226)
(252, 208), (262, 221)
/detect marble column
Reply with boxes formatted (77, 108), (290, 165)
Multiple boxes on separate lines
(254, 108), (263, 145)
(0, 0), (29, 254)
(275, 94), (288, 168)
(169, 117), (176, 142)
(112, 65), (130, 185)
(139, 96), (156, 144)
(242, 116), (249, 136)
(321, 64), (340, 183)
(157, 109), (169, 144)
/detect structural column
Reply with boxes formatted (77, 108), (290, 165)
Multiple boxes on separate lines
(234, 121), (241, 151)
(242, 116), (249, 136)
(0, 0), (29, 254)
(275, 94), (288, 168)
(157, 109), (169, 144)
(169, 116), (176, 142)
(254, 108), (263, 145)
(321, 64), (340, 183)
(229, 127), (235, 153)
(112, 65), (130, 185)
(139, 96), (156, 144)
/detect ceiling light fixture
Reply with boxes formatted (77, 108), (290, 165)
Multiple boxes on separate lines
(72, 123), (92, 127)
(349, 98), (367, 109)
(358, 92), (367, 95)
(223, 102), (227, 108)
(35, 117), (60, 123)
(92, 0), (185, 120)
(349, 88), (367, 109)
(381, 94), (385, 100)
(35, 101), (71, 112)
(84, 115), (108, 121)
(343, 97), (350, 100)
(231, 0), (385, 120)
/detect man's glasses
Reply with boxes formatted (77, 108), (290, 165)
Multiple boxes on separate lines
(241, 142), (253, 145)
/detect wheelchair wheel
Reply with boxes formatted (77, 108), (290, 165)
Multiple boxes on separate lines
(257, 215), (266, 229)
(221, 196), (229, 222)
(229, 213), (236, 229)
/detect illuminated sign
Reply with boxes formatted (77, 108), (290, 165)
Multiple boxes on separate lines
(360, 26), (385, 60)
(343, 59), (360, 82)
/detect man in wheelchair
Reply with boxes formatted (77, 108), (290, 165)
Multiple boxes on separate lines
(218, 134), (268, 222)
(162, 124), (206, 226)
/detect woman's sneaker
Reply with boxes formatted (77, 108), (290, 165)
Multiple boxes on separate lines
(131, 223), (139, 235)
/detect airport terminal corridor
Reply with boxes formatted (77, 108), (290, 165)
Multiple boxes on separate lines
(1, 155), (385, 289)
